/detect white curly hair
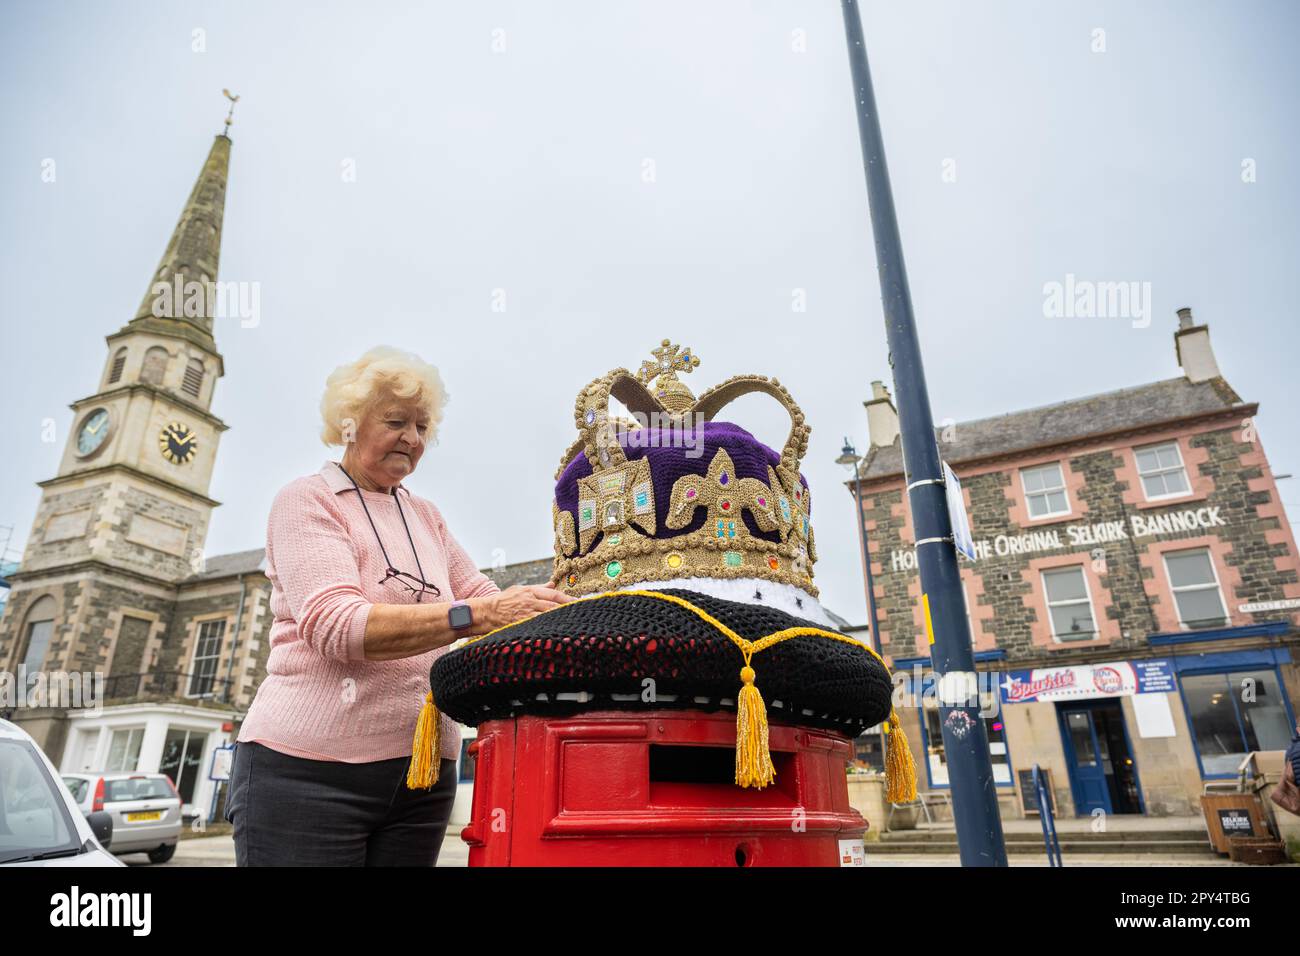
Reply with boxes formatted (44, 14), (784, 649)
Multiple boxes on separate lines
(319, 346), (449, 446)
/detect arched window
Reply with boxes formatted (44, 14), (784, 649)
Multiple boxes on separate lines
(141, 346), (169, 386)
(181, 358), (205, 398)
(108, 347), (128, 384)
(20, 596), (57, 672)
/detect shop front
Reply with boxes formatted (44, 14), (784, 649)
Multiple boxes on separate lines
(61, 702), (236, 820)
(996, 648), (1295, 818)
(881, 646), (1294, 820)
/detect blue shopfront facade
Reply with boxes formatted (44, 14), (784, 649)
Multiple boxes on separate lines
(887, 623), (1296, 817)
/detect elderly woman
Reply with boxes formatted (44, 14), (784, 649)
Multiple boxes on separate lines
(224, 346), (570, 866)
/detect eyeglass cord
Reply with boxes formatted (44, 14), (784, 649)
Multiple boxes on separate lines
(337, 462), (436, 600)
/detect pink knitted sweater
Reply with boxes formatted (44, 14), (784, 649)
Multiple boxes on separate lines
(237, 461), (500, 763)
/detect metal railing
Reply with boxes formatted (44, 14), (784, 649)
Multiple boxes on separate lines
(1032, 763), (1063, 866)
(102, 670), (237, 704)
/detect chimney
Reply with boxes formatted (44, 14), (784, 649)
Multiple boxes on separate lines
(865, 380), (900, 448)
(1174, 307), (1222, 383)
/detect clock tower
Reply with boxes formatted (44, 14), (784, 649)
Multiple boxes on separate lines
(0, 130), (235, 676)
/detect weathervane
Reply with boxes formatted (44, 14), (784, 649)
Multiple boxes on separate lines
(222, 88), (240, 133)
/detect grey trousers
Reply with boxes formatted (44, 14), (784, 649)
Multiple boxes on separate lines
(225, 741), (458, 866)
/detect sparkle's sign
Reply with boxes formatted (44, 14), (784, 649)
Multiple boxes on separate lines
(1000, 658), (1175, 704)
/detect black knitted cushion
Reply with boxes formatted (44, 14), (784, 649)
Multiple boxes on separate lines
(430, 588), (893, 736)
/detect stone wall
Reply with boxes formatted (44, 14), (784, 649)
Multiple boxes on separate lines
(862, 421), (1300, 663)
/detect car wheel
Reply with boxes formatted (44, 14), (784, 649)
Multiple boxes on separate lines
(147, 844), (177, 864)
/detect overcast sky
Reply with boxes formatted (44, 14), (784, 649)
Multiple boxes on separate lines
(2, 0), (1297, 622)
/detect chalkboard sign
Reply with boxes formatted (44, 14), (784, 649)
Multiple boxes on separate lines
(1016, 768), (1057, 816)
(1217, 808), (1255, 836)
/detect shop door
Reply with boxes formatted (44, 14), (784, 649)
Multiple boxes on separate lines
(1058, 701), (1143, 816)
(158, 728), (206, 805)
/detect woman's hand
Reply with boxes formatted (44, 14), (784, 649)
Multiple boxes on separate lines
(361, 585), (574, 660)
(474, 585), (573, 633)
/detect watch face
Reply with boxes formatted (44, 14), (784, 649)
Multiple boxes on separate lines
(449, 603), (473, 629)
(159, 422), (198, 464)
(76, 408), (111, 457)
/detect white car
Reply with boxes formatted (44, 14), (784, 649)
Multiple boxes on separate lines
(0, 718), (122, 867)
(62, 772), (182, 864)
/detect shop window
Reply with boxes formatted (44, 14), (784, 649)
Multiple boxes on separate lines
(1135, 441), (1190, 500)
(1164, 549), (1228, 629)
(1042, 566), (1097, 641)
(1182, 670), (1294, 776)
(186, 620), (226, 697)
(1021, 462), (1070, 519)
(158, 728), (206, 805)
(106, 727), (145, 772)
(851, 724), (886, 773)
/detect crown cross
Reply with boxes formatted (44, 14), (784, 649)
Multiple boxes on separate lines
(636, 339), (700, 412)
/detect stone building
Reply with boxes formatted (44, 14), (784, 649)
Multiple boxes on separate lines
(0, 129), (275, 819)
(850, 310), (1299, 818)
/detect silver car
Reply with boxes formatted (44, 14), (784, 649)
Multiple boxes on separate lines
(0, 718), (122, 867)
(62, 771), (183, 864)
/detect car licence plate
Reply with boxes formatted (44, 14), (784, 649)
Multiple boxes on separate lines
(126, 811), (162, 822)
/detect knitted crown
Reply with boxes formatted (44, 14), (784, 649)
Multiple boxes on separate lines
(406, 340), (918, 800)
(549, 340), (817, 599)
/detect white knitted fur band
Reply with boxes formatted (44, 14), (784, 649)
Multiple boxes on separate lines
(622, 576), (836, 628)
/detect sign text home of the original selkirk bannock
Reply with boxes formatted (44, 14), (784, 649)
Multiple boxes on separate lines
(887, 506), (1226, 572)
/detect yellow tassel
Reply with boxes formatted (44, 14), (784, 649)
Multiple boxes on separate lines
(884, 708), (917, 804)
(735, 663), (775, 789)
(406, 691), (442, 790)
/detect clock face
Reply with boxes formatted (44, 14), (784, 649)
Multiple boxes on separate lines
(159, 422), (198, 464)
(76, 408), (111, 457)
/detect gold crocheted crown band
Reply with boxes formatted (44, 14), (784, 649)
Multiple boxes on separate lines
(549, 340), (818, 599)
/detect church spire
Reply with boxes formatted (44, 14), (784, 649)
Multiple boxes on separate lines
(128, 119), (233, 350)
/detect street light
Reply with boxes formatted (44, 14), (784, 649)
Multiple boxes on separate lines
(836, 438), (881, 657)
(839, 437), (890, 776)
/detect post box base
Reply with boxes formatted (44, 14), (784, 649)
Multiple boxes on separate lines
(459, 708), (868, 866)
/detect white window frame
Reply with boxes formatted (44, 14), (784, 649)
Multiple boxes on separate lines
(105, 726), (146, 772)
(1041, 565), (1098, 643)
(1020, 461), (1071, 520)
(1134, 440), (1192, 502)
(186, 618), (227, 698)
(1163, 547), (1229, 630)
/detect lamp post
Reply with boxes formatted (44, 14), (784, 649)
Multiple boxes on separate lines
(836, 439), (881, 657)
(838, 439), (889, 773)
(840, 0), (1007, 865)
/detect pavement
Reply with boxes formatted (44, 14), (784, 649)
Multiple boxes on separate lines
(121, 827), (1292, 868)
(123, 831), (471, 867)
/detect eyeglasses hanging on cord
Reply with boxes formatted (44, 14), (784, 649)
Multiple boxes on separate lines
(338, 463), (441, 602)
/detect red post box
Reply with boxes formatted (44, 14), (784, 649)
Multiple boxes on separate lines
(460, 709), (867, 867)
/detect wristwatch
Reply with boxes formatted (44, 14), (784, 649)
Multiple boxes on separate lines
(448, 601), (474, 631)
